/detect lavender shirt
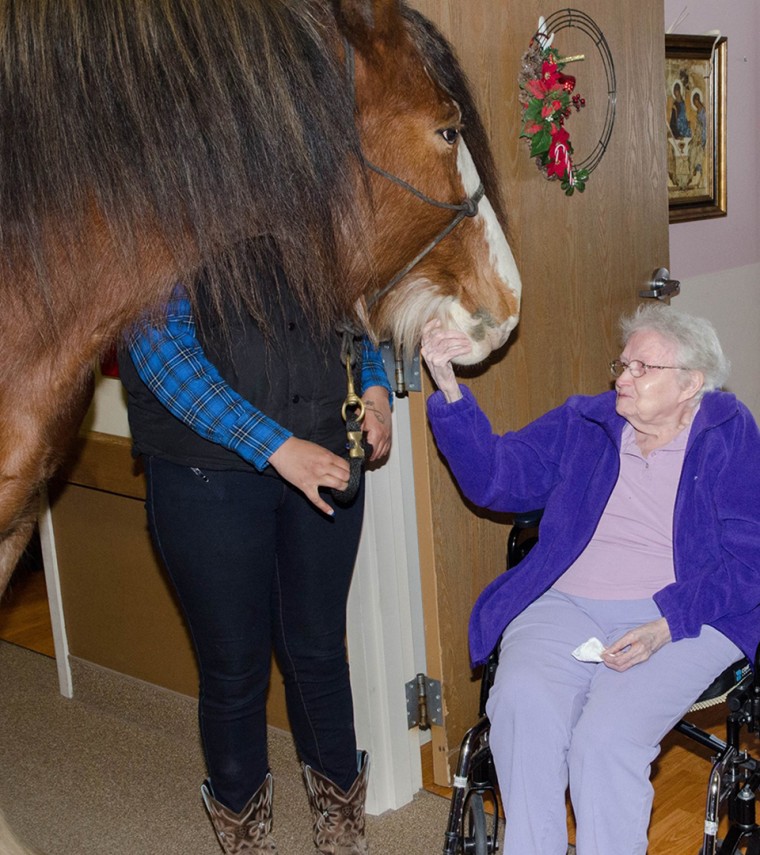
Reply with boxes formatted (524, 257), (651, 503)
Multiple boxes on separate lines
(553, 419), (693, 599)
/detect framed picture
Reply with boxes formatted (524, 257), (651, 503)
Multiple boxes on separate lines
(665, 34), (727, 223)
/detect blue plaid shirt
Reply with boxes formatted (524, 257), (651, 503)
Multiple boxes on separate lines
(127, 292), (392, 471)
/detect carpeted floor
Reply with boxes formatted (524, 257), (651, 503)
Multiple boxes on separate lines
(0, 641), (455, 855)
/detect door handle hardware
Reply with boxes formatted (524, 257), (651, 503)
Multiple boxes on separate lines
(640, 267), (680, 300)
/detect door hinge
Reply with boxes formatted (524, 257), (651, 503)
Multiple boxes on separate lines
(380, 341), (421, 395)
(405, 673), (443, 730)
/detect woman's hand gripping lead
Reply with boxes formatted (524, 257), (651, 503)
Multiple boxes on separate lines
(420, 319), (472, 403)
(361, 385), (392, 463)
(269, 438), (350, 517)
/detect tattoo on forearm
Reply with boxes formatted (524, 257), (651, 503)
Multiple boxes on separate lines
(363, 399), (387, 424)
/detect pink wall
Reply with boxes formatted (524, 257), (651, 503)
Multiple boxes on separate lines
(664, 0), (759, 279)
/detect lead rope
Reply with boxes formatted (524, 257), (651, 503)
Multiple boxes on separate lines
(331, 334), (366, 504)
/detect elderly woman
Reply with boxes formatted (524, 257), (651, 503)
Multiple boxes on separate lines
(421, 305), (760, 855)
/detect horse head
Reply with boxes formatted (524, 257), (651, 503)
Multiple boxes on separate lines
(336, 0), (521, 365)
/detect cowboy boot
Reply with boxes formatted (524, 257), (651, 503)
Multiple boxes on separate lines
(302, 751), (370, 855)
(201, 773), (277, 854)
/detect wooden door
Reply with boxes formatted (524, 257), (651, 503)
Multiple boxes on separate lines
(410, 0), (669, 783)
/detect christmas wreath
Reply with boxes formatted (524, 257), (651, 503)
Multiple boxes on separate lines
(519, 18), (588, 195)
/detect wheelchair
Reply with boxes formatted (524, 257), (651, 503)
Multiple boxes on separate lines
(442, 511), (760, 855)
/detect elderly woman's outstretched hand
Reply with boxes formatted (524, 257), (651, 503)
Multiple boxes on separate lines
(420, 319), (472, 403)
(601, 617), (672, 672)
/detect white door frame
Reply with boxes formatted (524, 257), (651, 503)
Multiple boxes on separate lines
(347, 395), (426, 814)
(38, 488), (73, 698)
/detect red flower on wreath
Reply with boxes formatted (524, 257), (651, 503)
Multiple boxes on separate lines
(541, 60), (561, 87)
(524, 60), (561, 99)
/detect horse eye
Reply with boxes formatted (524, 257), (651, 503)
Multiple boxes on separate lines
(439, 127), (459, 145)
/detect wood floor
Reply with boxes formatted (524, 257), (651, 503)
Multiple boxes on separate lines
(1, 561), (755, 853)
(0, 562), (55, 658)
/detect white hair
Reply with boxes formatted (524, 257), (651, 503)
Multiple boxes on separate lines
(620, 304), (730, 395)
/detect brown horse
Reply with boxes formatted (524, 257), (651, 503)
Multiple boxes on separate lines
(0, 0), (520, 612)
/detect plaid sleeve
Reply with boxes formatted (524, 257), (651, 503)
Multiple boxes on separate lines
(127, 294), (291, 471)
(360, 338), (393, 406)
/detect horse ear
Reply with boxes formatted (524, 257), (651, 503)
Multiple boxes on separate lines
(333, 0), (403, 54)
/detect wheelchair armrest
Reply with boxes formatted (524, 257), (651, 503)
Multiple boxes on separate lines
(725, 644), (760, 732)
(726, 669), (755, 712)
(506, 509), (544, 570)
(477, 647), (501, 719)
(512, 509), (544, 529)
(693, 658), (751, 708)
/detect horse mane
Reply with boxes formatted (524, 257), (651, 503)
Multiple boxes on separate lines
(0, 0), (364, 333)
(0, 1), (503, 340)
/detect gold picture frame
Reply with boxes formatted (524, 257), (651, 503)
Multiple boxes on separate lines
(665, 34), (727, 223)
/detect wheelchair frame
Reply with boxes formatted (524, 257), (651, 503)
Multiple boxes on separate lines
(442, 512), (760, 855)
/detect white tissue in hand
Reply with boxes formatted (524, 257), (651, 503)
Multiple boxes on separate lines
(572, 637), (605, 663)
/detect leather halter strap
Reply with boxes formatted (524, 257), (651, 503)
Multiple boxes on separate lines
(344, 42), (485, 310)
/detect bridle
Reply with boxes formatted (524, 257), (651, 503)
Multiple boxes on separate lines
(332, 41), (486, 503)
(344, 42), (485, 311)
(363, 162), (484, 310)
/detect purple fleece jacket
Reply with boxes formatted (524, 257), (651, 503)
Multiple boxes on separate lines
(426, 386), (760, 666)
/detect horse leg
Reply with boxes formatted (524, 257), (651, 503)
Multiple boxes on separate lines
(0, 367), (94, 601)
(0, 468), (47, 855)
(0, 501), (39, 600)
(0, 452), (45, 601)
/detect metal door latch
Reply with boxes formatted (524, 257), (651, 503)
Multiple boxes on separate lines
(640, 267), (680, 300)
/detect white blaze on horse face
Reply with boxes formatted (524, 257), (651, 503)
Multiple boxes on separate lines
(447, 139), (522, 365)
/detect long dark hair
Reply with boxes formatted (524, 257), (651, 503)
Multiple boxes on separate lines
(0, 0), (363, 331)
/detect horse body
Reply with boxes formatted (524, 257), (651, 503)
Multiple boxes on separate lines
(0, 215), (181, 591)
(0, 0), (520, 601)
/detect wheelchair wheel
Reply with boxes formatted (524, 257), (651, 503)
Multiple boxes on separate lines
(464, 792), (489, 855)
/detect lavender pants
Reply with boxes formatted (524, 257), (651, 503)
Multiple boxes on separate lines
(485, 588), (742, 855)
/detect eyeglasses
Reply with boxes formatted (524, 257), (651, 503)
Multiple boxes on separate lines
(609, 359), (687, 379)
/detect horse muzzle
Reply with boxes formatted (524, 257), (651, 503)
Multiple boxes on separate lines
(446, 304), (520, 366)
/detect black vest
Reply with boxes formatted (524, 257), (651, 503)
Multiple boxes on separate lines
(119, 275), (350, 472)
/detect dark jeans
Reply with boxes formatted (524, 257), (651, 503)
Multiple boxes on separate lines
(144, 456), (365, 812)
